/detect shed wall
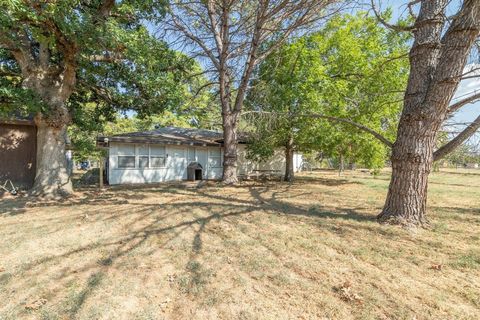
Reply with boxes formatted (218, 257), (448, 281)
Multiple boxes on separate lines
(0, 123), (37, 188)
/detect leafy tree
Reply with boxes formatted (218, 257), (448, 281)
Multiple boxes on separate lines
(245, 13), (410, 181)
(0, 1), (192, 196)
(166, 0), (341, 184)
(68, 61), (217, 162)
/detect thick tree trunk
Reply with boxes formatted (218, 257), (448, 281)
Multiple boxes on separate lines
(31, 118), (73, 197)
(378, 0), (480, 227)
(222, 112), (238, 184)
(284, 137), (294, 182)
(377, 123), (436, 226)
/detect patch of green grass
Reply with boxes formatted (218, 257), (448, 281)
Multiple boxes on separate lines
(450, 251), (480, 270)
(178, 260), (215, 295)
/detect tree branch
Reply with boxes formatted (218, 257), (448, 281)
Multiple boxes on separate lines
(371, 0), (415, 32)
(448, 91), (480, 114)
(434, 114), (480, 161)
(242, 110), (394, 148)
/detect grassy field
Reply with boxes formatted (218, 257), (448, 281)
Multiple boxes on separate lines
(0, 169), (479, 320)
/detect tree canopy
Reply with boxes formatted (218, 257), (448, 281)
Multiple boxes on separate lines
(245, 13), (410, 177)
(0, 0), (199, 195)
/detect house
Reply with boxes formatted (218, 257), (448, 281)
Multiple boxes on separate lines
(97, 127), (303, 185)
(0, 118), (37, 188)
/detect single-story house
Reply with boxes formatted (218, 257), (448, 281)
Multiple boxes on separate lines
(97, 127), (303, 185)
(0, 118), (37, 188)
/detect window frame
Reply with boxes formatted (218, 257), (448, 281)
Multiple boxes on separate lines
(115, 144), (168, 170)
(150, 145), (167, 168)
(117, 155), (136, 169)
(208, 148), (223, 168)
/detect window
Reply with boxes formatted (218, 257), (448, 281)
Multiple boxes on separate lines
(117, 144), (135, 168)
(151, 156), (166, 168)
(138, 144), (149, 168)
(118, 156), (136, 168)
(208, 148), (222, 168)
(150, 145), (166, 168)
(115, 144), (171, 169)
(188, 148), (196, 162)
(117, 144), (135, 155)
(138, 156), (149, 168)
(138, 144), (149, 156)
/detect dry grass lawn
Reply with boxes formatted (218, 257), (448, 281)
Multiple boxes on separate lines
(0, 169), (479, 320)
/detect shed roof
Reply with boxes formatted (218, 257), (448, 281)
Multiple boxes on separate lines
(97, 126), (246, 148)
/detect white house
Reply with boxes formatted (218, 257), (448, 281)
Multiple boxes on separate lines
(97, 127), (303, 185)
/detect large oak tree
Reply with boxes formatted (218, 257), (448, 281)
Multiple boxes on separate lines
(0, 0), (190, 197)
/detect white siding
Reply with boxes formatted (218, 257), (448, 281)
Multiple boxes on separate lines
(107, 142), (303, 185)
(236, 144), (303, 177)
(108, 143), (223, 185)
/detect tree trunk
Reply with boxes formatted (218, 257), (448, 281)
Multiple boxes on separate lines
(338, 153), (344, 177)
(377, 123), (436, 226)
(377, 0), (480, 227)
(30, 117), (73, 197)
(284, 137), (294, 182)
(222, 112), (238, 184)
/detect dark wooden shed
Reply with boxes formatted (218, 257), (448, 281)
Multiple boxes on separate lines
(0, 119), (37, 188)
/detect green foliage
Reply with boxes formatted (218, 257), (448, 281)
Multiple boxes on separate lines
(245, 12), (410, 169)
(0, 1), (196, 120)
(1, 1), (218, 162)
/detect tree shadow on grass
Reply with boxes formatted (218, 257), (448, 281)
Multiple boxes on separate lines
(247, 186), (374, 223)
(0, 189), (150, 215)
(1, 175), (382, 318)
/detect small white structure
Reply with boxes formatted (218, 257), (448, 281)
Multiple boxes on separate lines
(97, 127), (303, 185)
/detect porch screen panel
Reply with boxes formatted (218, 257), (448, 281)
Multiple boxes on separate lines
(150, 145), (166, 168)
(208, 148), (222, 168)
(138, 144), (149, 168)
(117, 144), (136, 168)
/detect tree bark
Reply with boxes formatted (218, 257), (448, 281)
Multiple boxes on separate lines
(338, 153), (344, 177)
(284, 137), (294, 182)
(378, 123), (436, 226)
(31, 117), (73, 197)
(222, 112), (238, 184)
(23, 70), (76, 197)
(378, 0), (480, 227)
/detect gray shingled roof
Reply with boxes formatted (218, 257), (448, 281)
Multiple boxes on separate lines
(97, 126), (240, 147)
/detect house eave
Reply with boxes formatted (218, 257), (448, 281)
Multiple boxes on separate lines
(96, 136), (223, 148)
